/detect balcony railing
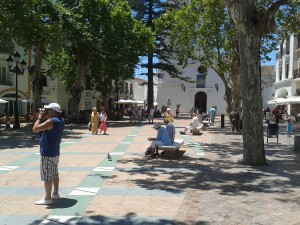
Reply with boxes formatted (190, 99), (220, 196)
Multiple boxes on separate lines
(294, 68), (300, 79)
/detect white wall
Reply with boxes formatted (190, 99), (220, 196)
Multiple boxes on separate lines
(157, 62), (227, 115)
(261, 84), (274, 110)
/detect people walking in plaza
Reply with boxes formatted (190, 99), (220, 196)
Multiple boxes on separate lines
(79, 105), (87, 124)
(148, 106), (155, 124)
(147, 122), (171, 157)
(209, 106), (217, 126)
(164, 118), (175, 143)
(32, 103), (65, 205)
(180, 113), (200, 135)
(137, 107), (142, 123)
(99, 107), (107, 135)
(165, 108), (174, 123)
(91, 107), (99, 134)
(287, 119), (292, 137)
(176, 106), (180, 118)
(230, 107), (240, 132)
(190, 107), (194, 118)
(265, 107), (271, 123)
(5, 113), (10, 131)
(272, 106), (280, 123)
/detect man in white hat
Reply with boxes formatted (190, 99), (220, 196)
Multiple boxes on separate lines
(147, 122), (171, 157)
(33, 103), (65, 205)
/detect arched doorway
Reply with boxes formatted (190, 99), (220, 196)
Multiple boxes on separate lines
(195, 92), (207, 113)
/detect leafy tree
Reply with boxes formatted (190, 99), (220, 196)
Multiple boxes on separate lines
(0, 0), (62, 111)
(47, 0), (154, 113)
(129, 0), (190, 110)
(224, 0), (299, 165)
(156, 0), (241, 116)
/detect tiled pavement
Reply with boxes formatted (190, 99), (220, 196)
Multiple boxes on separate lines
(0, 116), (300, 225)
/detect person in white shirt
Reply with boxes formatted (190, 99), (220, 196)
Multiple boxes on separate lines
(148, 106), (155, 124)
(180, 113), (200, 134)
(99, 107), (107, 135)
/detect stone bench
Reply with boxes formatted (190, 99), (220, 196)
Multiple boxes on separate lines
(158, 139), (185, 158)
(202, 121), (209, 130)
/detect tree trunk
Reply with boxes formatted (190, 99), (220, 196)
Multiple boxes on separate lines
(147, 53), (154, 110)
(30, 44), (45, 111)
(71, 62), (87, 114)
(147, 0), (154, 111)
(219, 58), (241, 116)
(103, 96), (109, 110)
(226, 1), (266, 165)
(238, 32), (266, 165)
(227, 56), (241, 128)
(230, 57), (241, 111)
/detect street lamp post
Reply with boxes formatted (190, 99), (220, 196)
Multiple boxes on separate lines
(6, 52), (27, 129)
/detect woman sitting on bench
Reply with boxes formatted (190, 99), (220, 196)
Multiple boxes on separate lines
(147, 122), (171, 157)
(180, 113), (200, 134)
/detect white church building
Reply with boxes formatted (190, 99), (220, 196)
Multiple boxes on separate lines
(157, 62), (227, 115)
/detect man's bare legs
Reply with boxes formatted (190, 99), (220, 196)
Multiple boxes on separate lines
(52, 176), (59, 196)
(44, 181), (52, 200)
(44, 176), (59, 200)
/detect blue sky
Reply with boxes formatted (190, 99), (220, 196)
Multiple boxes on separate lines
(262, 51), (276, 66)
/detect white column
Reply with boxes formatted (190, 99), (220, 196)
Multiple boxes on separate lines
(289, 34), (295, 79)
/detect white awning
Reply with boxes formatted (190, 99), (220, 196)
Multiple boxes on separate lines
(0, 99), (8, 103)
(266, 98), (286, 105)
(284, 96), (300, 104)
(118, 99), (134, 104)
(133, 100), (144, 104)
(267, 97), (300, 105)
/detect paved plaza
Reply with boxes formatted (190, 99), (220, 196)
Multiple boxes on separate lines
(0, 116), (300, 225)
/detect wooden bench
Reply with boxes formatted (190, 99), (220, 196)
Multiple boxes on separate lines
(158, 139), (185, 158)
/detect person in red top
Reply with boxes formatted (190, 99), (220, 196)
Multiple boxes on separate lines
(272, 106), (280, 123)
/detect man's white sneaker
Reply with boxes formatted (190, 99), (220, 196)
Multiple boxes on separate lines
(51, 194), (60, 200)
(35, 199), (53, 205)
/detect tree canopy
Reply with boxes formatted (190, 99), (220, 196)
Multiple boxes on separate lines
(0, 0), (154, 113)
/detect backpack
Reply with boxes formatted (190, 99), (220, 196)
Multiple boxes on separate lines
(145, 147), (151, 156)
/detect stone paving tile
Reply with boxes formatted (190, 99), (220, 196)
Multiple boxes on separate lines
(59, 155), (104, 168)
(59, 171), (93, 187)
(0, 171), (39, 186)
(0, 154), (31, 165)
(0, 196), (53, 215)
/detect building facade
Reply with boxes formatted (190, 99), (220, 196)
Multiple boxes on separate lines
(157, 62), (227, 115)
(274, 34), (300, 115)
(261, 65), (276, 110)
